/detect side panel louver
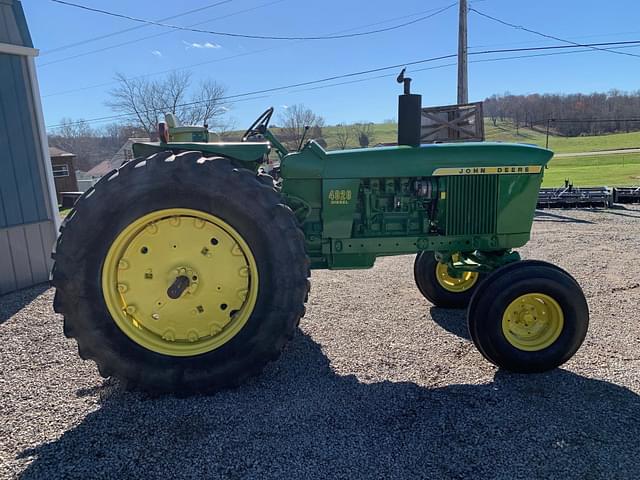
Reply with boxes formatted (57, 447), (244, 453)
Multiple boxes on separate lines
(445, 175), (498, 235)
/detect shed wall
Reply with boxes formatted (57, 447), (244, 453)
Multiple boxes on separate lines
(0, 53), (50, 229)
(0, 0), (58, 295)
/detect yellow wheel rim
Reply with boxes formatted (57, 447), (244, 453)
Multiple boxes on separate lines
(101, 208), (259, 357)
(501, 293), (564, 352)
(435, 261), (479, 293)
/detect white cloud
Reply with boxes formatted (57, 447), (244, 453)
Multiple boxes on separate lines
(281, 105), (289, 109)
(182, 40), (222, 50)
(151, 50), (162, 57)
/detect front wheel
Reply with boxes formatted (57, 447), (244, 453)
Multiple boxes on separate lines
(414, 252), (483, 308)
(467, 260), (589, 373)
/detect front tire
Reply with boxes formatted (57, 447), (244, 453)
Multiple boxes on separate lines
(414, 252), (482, 308)
(467, 260), (588, 373)
(52, 151), (310, 394)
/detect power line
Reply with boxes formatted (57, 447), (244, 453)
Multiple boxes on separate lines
(41, 0), (235, 56)
(544, 118), (640, 123)
(287, 44), (640, 96)
(41, 3), (459, 95)
(39, 0), (286, 67)
(50, 0), (457, 41)
(469, 7), (640, 59)
(45, 40), (640, 129)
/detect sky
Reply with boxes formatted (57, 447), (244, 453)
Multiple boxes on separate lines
(21, 0), (640, 132)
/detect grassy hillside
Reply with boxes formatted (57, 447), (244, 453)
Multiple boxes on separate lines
(319, 119), (640, 153)
(484, 121), (640, 154)
(315, 120), (640, 186)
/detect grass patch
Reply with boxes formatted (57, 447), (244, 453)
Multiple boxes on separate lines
(484, 120), (640, 154)
(59, 207), (72, 219)
(543, 153), (640, 187)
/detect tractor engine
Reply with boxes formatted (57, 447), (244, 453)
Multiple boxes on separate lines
(353, 177), (438, 237)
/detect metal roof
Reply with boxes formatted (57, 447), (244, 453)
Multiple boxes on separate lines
(48, 146), (75, 158)
(0, 1), (33, 48)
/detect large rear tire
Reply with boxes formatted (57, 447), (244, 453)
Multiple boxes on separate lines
(52, 151), (310, 394)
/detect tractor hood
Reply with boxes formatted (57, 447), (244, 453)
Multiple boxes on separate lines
(282, 140), (554, 179)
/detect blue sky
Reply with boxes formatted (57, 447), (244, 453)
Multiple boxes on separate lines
(22, 0), (640, 131)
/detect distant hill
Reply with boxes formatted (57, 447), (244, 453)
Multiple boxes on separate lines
(314, 119), (640, 153)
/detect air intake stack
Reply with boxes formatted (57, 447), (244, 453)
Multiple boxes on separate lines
(397, 68), (422, 147)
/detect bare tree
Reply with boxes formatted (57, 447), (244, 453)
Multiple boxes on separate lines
(353, 122), (375, 148)
(334, 123), (352, 149)
(278, 104), (325, 150)
(49, 118), (99, 170)
(53, 117), (95, 143)
(182, 80), (228, 128)
(106, 72), (228, 137)
(103, 122), (149, 143)
(483, 90), (640, 136)
(214, 118), (239, 141)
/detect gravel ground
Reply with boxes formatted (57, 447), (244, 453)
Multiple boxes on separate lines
(1, 206), (639, 480)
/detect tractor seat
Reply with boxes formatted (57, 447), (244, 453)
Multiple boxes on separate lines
(164, 113), (208, 142)
(165, 113), (182, 128)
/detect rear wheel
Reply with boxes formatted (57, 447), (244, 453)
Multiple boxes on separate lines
(52, 151), (310, 394)
(467, 261), (588, 373)
(414, 252), (482, 308)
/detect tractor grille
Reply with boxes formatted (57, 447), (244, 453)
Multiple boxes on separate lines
(445, 175), (498, 235)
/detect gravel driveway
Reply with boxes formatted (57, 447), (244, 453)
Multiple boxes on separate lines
(1, 206), (639, 479)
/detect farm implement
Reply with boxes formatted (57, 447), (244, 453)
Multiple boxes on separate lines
(52, 76), (589, 394)
(537, 184), (613, 208)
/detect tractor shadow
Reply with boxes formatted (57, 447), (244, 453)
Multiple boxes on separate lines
(17, 333), (640, 480)
(534, 210), (595, 224)
(0, 283), (49, 326)
(429, 307), (470, 340)
(589, 205), (640, 219)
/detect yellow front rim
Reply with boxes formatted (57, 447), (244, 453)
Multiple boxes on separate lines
(101, 208), (259, 357)
(501, 293), (564, 351)
(435, 261), (479, 293)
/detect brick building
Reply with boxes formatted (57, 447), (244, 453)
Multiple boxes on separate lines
(49, 146), (78, 203)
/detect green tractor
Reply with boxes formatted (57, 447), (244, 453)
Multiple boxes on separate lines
(52, 76), (588, 394)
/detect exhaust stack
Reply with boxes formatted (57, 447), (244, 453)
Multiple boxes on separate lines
(396, 68), (422, 147)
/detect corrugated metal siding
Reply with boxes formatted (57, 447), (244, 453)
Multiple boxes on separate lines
(0, 0), (57, 295)
(0, 53), (49, 229)
(0, 1), (33, 47)
(0, 221), (54, 294)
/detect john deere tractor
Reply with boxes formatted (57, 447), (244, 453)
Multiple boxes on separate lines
(52, 75), (588, 394)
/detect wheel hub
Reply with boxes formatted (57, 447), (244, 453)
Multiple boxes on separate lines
(501, 293), (564, 351)
(102, 209), (259, 356)
(435, 261), (479, 293)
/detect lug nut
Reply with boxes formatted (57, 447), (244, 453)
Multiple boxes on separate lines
(162, 330), (175, 342)
(194, 218), (205, 229)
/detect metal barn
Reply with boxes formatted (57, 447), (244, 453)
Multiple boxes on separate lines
(0, 0), (59, 295)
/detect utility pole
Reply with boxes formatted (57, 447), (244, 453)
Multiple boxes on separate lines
(546, 118), (551, 149)
(457, 0), (468, 105)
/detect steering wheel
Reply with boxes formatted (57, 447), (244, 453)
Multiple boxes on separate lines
(242, 107), (274, 141)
